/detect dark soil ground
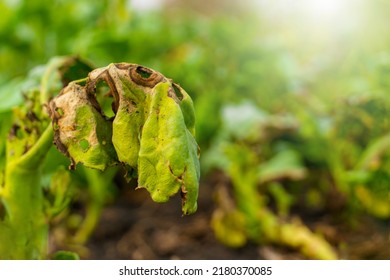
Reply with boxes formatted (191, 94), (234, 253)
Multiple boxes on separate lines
(68, 174), (390, 260)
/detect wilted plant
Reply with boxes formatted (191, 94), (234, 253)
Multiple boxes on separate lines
(206, 96), (390, 259)
(205, 102), (338, 260)
(0, 57), (199, 259)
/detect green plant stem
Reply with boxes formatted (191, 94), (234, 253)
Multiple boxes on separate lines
(73, 167), (117, 244)
(0, 124), (53, 259)
(227, 145), (337, 259)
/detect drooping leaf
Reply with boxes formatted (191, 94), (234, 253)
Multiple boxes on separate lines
(49, 63), (200, 214)
(138, 82), (200, 214)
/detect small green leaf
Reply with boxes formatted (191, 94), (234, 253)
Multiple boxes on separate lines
(53, 251), (80, 260)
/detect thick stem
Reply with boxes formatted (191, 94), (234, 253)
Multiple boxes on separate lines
(0, 124), (53, 259)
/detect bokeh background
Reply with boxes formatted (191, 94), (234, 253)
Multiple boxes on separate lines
(0, 0), (390, 259)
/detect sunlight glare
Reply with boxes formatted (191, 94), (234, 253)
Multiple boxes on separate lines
(131, 0), (164, 11)
(304, 0), (348, 20)
(255, 0), (362, 35)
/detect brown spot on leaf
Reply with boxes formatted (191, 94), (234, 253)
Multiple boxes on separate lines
(168, 164), (174, 176)
(129, 66), (164, 88)
(53, 128), (70, 157)
(24, 127), (32, 134)
(23, 144), (31, 154)
(69, 158), (76, 170)
(26, 111), (39, 122)
(172, 83), (184, 101)
(181, 185), (189, 215)
(9, 124), (20, 139)
(0, 200), (6, 221)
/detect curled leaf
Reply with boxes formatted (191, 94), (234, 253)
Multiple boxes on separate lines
(49, 63), (200, 214)
(49, 82), (117, 171)
(138, 82), (200, 214)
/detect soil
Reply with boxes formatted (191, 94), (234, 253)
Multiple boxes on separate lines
(62, 172), (389, 261)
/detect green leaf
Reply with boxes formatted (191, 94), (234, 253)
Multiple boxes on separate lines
(257, 150), (307, 183)
(52, 251), (80, 260)
(138, 82), (200, 214)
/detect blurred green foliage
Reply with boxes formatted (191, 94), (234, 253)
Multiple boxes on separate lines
(1, 0), (390, 259)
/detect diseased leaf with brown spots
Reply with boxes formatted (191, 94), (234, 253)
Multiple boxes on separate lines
(49, 63), (200, 214)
